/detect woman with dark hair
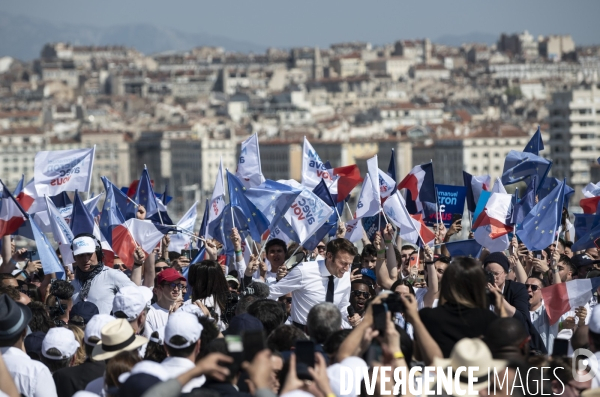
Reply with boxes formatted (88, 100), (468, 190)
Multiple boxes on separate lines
(419, 256), (501, 357)
(188, 259), (229, 331)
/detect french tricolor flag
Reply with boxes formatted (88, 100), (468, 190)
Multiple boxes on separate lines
(463, 171), (491, 214)
(0, 180), (27, 237)
(542, 277), (600, 325)
(397, 162), (437, 219)
(112, 219), (169, 269)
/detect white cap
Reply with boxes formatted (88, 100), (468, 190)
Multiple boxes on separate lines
(118, 360), (171, 383)
(112, 286), (153, 321)
(42, 328), (80, 360)
(164, 312), (203, 349)
(149, 326), (165, 345)
(84, 314), (115, 346)
(72, 236), (97, 256)
(590, 305), (600, 334)
(177, 303), (203, 317)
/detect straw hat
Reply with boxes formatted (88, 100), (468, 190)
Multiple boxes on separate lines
(91, 319), (147, 361)
(425, 338), (507, 396)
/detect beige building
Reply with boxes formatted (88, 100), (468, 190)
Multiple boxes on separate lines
(80, 130), (132, 196)
(366, 57), (414, 80)
(548, 85), (600, 203)
(330, 54), (366, 78)
(539, 35), (575, 61)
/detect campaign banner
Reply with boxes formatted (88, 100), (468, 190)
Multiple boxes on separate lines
(34, 147), (96, 196)
(301, 137), (332, 189)
(425, 184), (466, 227)
(284, 188), (333, 246)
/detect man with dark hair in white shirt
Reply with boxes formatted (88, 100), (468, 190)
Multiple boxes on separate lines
(268, 238), (357, 328)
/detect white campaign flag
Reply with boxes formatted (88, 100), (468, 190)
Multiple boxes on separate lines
(45, 196), (75, 265)
(34, 147), (96, 196)
(301, 136), (332, 189)
(355, 174), (380, 219)
(284, 188), (333, 246)
(383, 191), (420, 245)
(344, 218), (364, 243)
(207, 158), (225, 239)
(236, 134), (265, 188)
(366, 155), (381, 197)
(169, 201), (198, 253)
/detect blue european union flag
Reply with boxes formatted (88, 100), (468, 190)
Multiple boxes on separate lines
(226, 171), (269, 242)
(537, 177), (574, 209)
(71, 191), (96, 237)
(102, 176), (132, 221)
(513, 176), (536, 228)
(517, 179), (565, 251)
(501, 150), (552, 190)
(133, 169), (159, 220)
(523, 126), (544, 155)
(245, 179), (300, 234)
(213, 204), (252, 255)
(100, 177), (126, 246)
(573, 224), (600, 252)
(445, 239), (482, 258)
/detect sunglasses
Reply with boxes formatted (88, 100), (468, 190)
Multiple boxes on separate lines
(317, 246), (326, 251)
(162, 282), (184, 290)
(351, 290), (370, 299)
(525, 284), (540, 292)
(155, 266), (169, 273)
(281, 297), (292, 304)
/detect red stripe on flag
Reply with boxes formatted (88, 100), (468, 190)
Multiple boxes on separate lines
(488, 219), (513, 239)
(111, 225), (137, 270)
(333, 164), (363, 202)
(580, 196), (600, 214)
(541, 282), (569, 325)
(398, 174), (419, 200)
(0, 217), (25, 237)
(16, 192), (35, 212)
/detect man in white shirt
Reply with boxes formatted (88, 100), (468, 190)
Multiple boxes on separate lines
(146, 268), (186, 332)
(527, 277), (588, 355)
(160, 311), (205, 392)
(0, 294), (57, 397)
(112, 285), (154, 338)
(70, 234), (139, 314)
(268, 238), (357, 328)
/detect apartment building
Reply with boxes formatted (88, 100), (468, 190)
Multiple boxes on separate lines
(548, 85), (600, 202)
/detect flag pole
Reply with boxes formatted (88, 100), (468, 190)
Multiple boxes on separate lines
(87, 145), (96, 200)
(345, 202), (354, 220)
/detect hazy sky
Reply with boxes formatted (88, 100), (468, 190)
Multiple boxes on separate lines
(2, 0), (599, 47)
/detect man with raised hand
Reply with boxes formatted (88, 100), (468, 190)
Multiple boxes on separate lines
(268, 238), (357, 329)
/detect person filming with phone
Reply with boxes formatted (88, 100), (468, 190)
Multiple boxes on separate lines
(268, 238), (357, 329)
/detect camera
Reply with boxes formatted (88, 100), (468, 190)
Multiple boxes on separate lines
(485, 271), (497, 306)
(382, 292), (405, 313)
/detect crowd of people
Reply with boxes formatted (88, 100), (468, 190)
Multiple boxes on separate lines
(1, 198), (600, 397)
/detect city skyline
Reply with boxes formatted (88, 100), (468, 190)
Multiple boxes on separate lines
(0, 0), (599, 54)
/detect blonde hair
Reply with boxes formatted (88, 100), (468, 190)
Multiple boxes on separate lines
(67, 324), (86, 366)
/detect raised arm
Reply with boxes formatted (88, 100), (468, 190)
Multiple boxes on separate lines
(267, 265), (303, 299)
(383, 223), (398, 281)
(422, 244), (438, 308)
(374, 232), (395, 289)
